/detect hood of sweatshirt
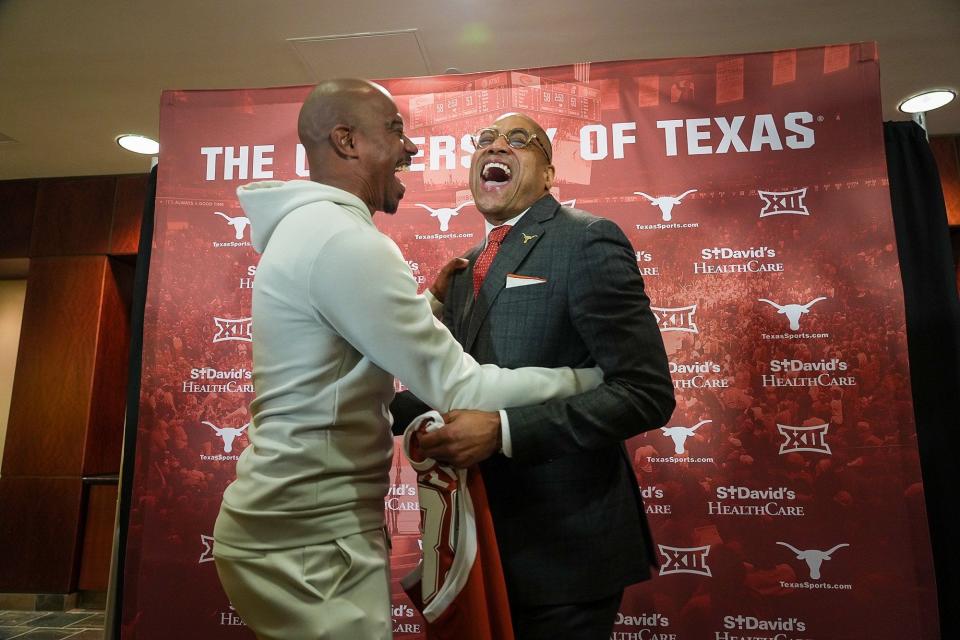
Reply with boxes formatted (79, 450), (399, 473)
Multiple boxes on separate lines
(236, 180), (374, 253)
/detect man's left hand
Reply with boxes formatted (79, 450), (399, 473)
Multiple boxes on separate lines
(428, 257), (469, 303)
(418, 410), (501, 468)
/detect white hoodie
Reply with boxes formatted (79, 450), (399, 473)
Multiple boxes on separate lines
(214, 180), (599, 549)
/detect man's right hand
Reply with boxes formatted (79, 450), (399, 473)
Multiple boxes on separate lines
(428, 257), (469, 303)
(418, 410), (501, 468)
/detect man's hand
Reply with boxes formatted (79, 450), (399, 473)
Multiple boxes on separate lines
(418, 410), (501, 468)
(428, 257), (469, 303)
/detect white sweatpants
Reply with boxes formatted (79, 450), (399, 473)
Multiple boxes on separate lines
(214, 529), (392, 640)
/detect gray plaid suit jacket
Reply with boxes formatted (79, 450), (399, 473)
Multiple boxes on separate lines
(395, 194), (675, 606)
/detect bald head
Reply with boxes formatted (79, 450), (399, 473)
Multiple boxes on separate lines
(469, 111), (555, 222)
(492, 112), (553, 161)
(298, 78), (393, 151)
(295, 78), (417, 215)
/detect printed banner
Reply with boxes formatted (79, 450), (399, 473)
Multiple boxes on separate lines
(121, 44), (939, 639)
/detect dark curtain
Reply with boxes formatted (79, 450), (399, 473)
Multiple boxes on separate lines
(108, 164), (157, 640)
(885, 121), (960, 640)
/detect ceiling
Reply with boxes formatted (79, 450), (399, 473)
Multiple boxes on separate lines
(1, 0), (958, 180)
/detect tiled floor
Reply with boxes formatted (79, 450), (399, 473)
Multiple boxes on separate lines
(0, 611), (104, 639)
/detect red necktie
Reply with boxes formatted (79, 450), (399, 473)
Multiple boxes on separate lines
(473, 225), (511, 297)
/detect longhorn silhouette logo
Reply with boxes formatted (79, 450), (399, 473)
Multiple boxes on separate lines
(203, 421), (249, 453)
(214, 211), (251, 240)
(758, 297), (827, 331)
(661, 420), (711, 455)
(415, 201), (474, 232)
(777, 542), (848, 580)
(633, 189), (697, 221)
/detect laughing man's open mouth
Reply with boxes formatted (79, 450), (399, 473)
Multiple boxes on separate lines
(480, 161), (512, 190)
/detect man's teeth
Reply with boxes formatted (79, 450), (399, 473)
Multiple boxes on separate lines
(482, 162), (511, 180)
(395, 161), (410, 172)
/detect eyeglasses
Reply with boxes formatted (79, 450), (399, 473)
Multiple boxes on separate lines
(471, 127), (551, 161)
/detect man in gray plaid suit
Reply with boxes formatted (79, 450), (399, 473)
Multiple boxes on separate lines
(404, 111), (675, 639)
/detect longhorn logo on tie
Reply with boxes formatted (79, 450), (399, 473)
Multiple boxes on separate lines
(776, 542), (848, 580)
(213, 317), (253, 343)
(661, 420), (711, 455)
(415, 201), (474, 232)
(778, 423), (831, 455)
(658, 544), (712, 577)
(199, 534), (216, 563)
(202, 421), (249, 453)
(757, 297), (827, 331)
(213, 211), (251, 240)
(633, 189), (697, 221)
(758, 188), (809, 217)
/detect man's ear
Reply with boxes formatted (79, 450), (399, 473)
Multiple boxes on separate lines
(543, 164), (556, 191)
(330, 124), (357, 158)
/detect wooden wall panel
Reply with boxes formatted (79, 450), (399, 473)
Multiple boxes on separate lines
(930, 135), (960, 226)
(77, 484), (118, 591)
(0, 179), (38, 258)
(31, 177), (116, 257)
(84, 259), (134, 476)
(110, 175), (148, 255)
(0, 477), (83, 593)
(0, 173), (149, 596)
(2, 257), (107, 477)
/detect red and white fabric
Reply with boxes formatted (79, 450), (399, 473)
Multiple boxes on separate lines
(401, 411), (514, 640)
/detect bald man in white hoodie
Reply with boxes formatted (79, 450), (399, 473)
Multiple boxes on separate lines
(212, 79), (601, 640)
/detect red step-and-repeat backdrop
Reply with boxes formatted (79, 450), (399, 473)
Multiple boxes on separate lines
(121, 43), (939, 639)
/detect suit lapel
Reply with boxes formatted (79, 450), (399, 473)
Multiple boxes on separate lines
(464, 195), (559, 352)
(452, 245), (483, 340)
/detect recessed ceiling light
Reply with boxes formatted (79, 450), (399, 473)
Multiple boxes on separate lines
(898, 90), (956, 114)
(116, 134), (159, 155)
